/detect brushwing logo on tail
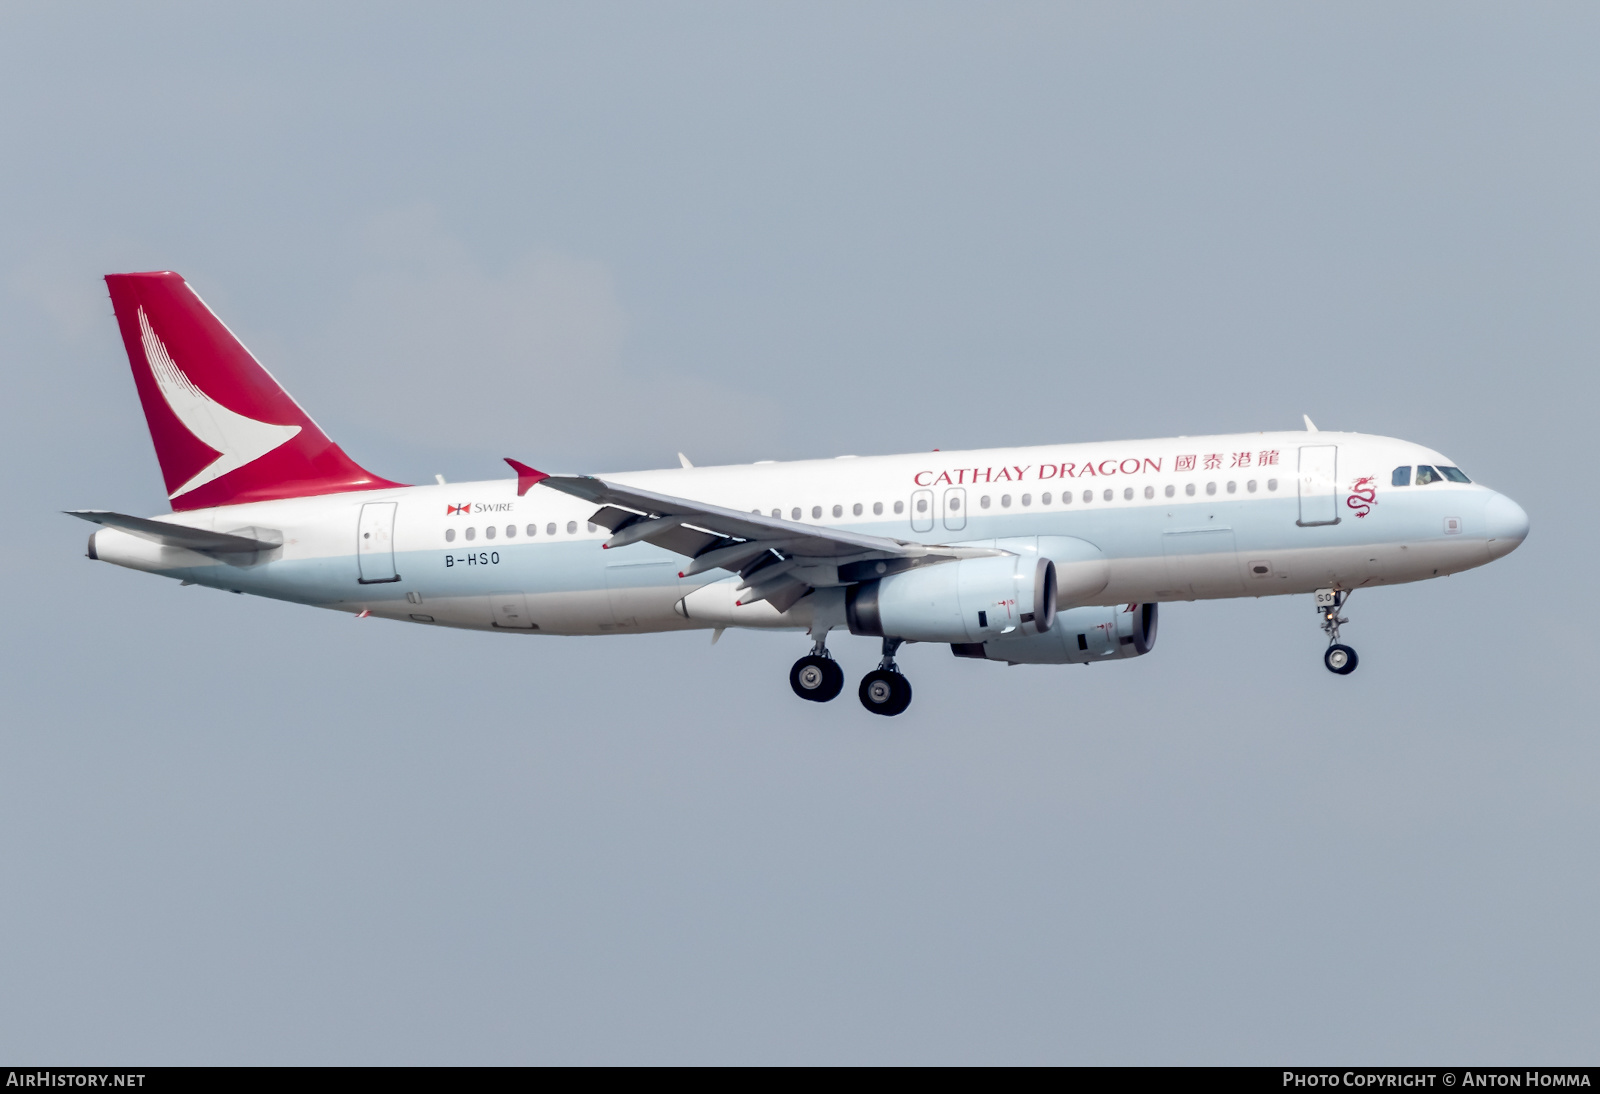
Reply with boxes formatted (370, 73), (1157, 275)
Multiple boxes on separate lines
(137, 306), (301, 499)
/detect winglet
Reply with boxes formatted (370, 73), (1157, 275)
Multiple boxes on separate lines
(504, 458), (550, 496)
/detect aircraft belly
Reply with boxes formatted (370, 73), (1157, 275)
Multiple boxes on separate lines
(604, 549), (697, 632)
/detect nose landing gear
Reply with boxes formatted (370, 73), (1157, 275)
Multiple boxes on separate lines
(1316, 589), (1359, 675)
(859, 638), (912, 716)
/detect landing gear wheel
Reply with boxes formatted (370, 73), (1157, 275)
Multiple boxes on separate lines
(1314, 590), (1358, 676)
(790, 655), (844, 702)
(1324, 644), (1358, 675)
(859, 669), (912, 716)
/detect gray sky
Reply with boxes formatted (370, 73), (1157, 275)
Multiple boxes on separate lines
(1, 2), (1595, 1063)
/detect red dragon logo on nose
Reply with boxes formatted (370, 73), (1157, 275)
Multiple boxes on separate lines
(1347, 476), (1377, 518)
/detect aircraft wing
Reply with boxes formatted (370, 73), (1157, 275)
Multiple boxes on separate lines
(536, 473), (1000, 613)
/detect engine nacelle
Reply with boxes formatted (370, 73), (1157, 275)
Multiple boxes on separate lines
(951, 602), (1159, 665)
(847, 554), (1056, 644)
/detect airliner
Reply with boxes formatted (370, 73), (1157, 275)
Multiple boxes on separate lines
(72, 272), (1529, 716)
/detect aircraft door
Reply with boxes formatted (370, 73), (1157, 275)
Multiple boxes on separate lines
(1297, 445), (1340, 526)
(357, 502), (400, 583)
(942, 487), (967, 531)
(910, 489), (935, 533)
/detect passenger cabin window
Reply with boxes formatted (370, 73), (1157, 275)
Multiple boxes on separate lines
(1439, 466), (1471, 483)
(485, 525), (496, 539)
(505, 524), (516, 537)
(1392, 466), (1412, 487)
(1043, 492), (1054, 504)
(1164, 485), (1174, 498)
(546, 523), (556, 536)
(1082, 490), (1092, 503)
(873, 502), (884, 515)
(791, 508), (801, 520)
(567, 521), (577, 534)
(832, 504), (842, 518)
(445, 528), (456, 543)
(812, 506), (822, 519)
(1415, 465), (1442, 485)
(526, 524), (537, 536)
(893, 501), (904, 514)
(853, 503), (863, 516)
(1186, 483), (1196, 496)
(466, 527), (476, 541)
(1102, 489), (1112, 502)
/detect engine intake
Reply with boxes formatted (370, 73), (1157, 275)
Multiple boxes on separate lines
(847, 554), (1056, 643)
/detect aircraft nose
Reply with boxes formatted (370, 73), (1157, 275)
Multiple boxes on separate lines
(1483, 492), (1529, 559)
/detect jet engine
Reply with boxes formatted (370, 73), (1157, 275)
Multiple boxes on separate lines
(846, 554), (1056, 644)
(951, 602), (1159, 665)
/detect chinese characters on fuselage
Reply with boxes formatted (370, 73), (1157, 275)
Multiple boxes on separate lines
(913, 451), (1280, 486)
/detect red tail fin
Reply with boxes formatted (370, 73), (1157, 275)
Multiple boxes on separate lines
(105, 271), (401, 511)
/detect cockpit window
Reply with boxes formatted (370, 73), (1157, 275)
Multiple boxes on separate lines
(1415, 465), (1441, 485)
(1438, 466), (1471, 483)
(1392, 466), (1412, 486)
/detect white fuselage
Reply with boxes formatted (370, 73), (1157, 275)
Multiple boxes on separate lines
(86, 431), (1528, 638)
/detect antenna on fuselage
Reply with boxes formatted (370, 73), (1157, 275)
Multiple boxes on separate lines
(1303, 414), (1320, 432)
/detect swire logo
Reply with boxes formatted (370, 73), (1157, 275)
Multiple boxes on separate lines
(447, 504), (471, 515)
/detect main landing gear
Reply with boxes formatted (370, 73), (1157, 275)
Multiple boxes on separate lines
(1316, 589), (1359, 676)
(789, 636), (914, 716)
(790, 638), (845, 703)
(858, 638), (912, 717)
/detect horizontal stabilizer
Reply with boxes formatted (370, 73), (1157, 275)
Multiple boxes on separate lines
(66, 510), (281, 555)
